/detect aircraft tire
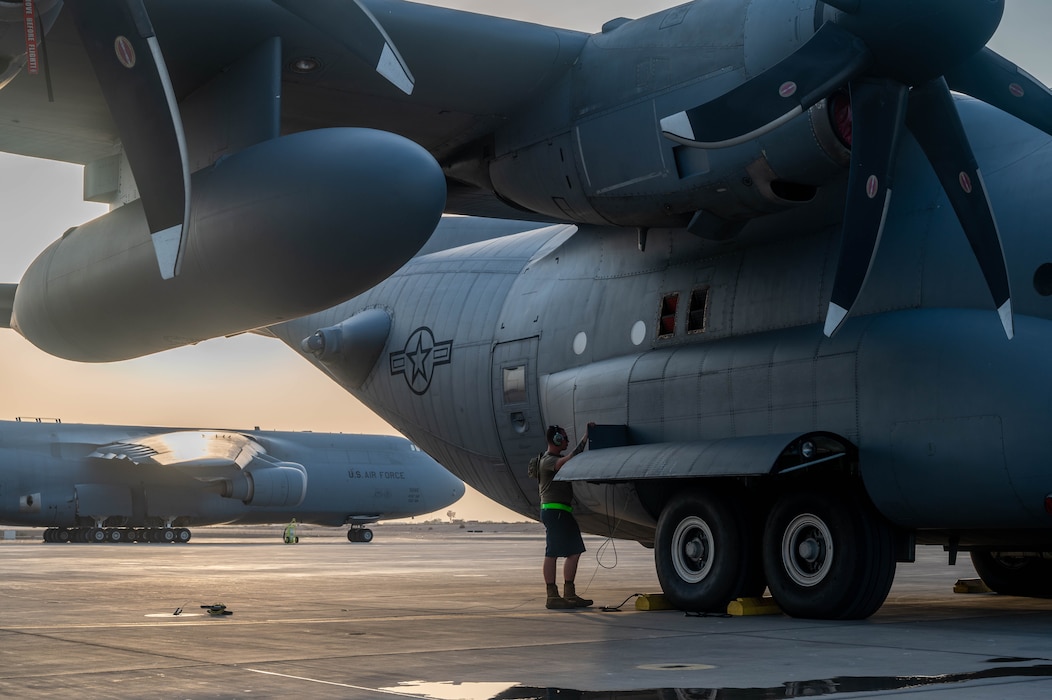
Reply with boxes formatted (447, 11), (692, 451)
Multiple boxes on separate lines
(160, 528), (176, 543)
(88, 528), (107, 544)
(106, 528), (123, 543)
(360, 528), (374, 543)
(654, 489), (759, 612)
(763, 489), (895, 619)
(970, 551), (1052, 597)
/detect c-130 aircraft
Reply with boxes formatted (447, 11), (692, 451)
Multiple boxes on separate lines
(2, 0), (1052, 618)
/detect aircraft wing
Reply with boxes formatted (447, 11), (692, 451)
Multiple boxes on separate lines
(0, 0), (585, 219)
(88, 429), (308, 506)
(89, 430), (294, 481)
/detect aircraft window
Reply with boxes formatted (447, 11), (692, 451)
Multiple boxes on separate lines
(687, 287), (710, 333)
(503, 366), (527, 405)
(658, 293), (679, 338)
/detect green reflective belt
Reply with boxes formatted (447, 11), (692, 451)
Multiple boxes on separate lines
(541, 502), (573, 513)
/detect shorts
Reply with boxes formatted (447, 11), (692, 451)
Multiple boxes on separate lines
(541, 508), (586, 558)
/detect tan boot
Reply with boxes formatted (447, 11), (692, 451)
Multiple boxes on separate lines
(546, 583), (573, 609)
(563, 581), (592, 608)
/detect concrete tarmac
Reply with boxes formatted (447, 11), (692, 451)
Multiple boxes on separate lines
(2, 523), (1052, 699)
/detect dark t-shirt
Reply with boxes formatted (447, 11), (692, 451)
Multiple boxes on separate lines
(538, 452), (573, 505)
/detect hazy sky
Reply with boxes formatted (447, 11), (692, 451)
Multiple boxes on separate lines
(1, 1), (1051, 521)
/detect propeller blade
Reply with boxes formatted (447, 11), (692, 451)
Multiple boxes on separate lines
(272, 0), (415, 95)
(661, 22), (871, 148)
(824, 79), (909, 337)
(66, 0), (190, 280)
(945, 47), (1052, 138)
(906, 78), (1014, 339)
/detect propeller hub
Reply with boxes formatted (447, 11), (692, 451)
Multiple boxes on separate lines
(829, 0), (1004, 85)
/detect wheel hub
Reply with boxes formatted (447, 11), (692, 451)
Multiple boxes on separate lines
(782, 513), (834, 587)
(798, 537), (821, 563)
(684, 538), (703, 560)
(671, 516), (715, 584)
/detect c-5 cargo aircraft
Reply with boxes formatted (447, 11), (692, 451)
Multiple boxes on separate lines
(0, 419), (465, 543)
(3, 0), (1052, 618)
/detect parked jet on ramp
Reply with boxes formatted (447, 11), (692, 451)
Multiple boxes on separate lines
(0, 419), (465, 543)
(2, 1), (1052, 618)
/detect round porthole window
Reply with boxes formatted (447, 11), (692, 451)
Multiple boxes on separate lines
(631, 320), (646, 345)
(1034, 263), (1052, 297)
(573, 332), (587, 355)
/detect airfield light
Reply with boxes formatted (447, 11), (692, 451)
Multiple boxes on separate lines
(290, 57), (320, 73)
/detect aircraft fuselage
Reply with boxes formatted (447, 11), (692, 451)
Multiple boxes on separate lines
(272, 98), (1052, 616)
(0, 421), (464, 538)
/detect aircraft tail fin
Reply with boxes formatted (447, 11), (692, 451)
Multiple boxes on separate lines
(0, 284), (14, 328)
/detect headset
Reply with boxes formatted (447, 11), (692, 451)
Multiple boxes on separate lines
(548, 425), (567, 447)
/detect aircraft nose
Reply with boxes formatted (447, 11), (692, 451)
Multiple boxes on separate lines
(450, 472), (467, 501)
(439, 463), (467, 502)
(411, 447), (466, 508)
(436, 462), (466, 505)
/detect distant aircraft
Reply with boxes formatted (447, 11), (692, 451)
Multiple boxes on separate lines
(2, 1), (1052, 618)
(0, 419), (465, 543)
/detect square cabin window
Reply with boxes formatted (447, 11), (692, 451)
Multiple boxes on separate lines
(687, 286), (710, 333)
(658, 293), (679, 339)
(503, 366), (526, 405)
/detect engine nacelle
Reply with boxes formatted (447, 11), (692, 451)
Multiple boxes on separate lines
(11, 128), (445, 362)
(484, 1), (849, 230)
(222, 463), (307, 508)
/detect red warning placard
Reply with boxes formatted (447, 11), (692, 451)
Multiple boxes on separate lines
(23, 0), (39, 75)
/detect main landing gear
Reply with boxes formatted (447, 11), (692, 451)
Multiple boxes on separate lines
(42, 527), (192, 544)
(970, 551), (1052, 597)
(654, 485), (896, 619)
(655, 489), (764, 613)
(762, 489), (895, 619)
(347, 526), (374, 543)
